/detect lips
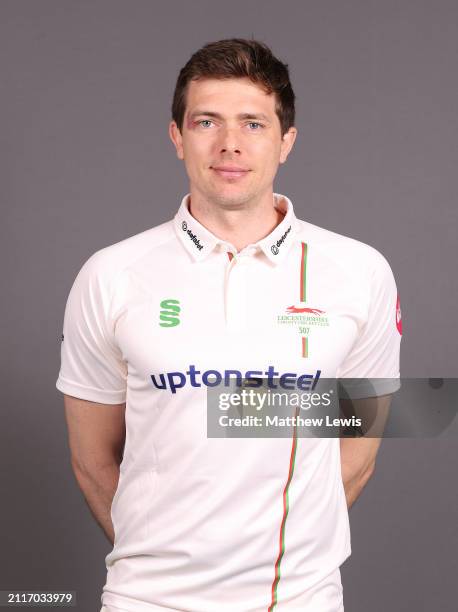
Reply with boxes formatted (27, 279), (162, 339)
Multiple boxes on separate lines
(211, 166), (250, 179)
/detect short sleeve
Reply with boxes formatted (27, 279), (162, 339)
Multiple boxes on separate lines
(336, 250), (403, 398)
(56, 252), (127, 404)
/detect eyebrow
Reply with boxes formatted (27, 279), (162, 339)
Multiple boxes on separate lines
(189, 110), (271, 123)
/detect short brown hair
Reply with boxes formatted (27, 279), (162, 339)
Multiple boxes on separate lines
(171, 38), (295, 137)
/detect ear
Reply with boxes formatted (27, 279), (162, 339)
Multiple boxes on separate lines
(169, 120), (184, 160)
(279, 127), (298, 164)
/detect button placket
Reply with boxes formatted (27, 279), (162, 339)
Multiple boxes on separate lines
(224, 255), (249, 331)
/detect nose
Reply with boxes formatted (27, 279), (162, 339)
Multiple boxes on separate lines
(218, 126), (241, 154)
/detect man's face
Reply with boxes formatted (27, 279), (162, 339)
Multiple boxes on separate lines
(169, 77), (297, 209)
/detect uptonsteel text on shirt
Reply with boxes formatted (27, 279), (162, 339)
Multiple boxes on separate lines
(150, 365), (322, 394)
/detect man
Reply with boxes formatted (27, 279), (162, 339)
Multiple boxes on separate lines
(57, 38), (402, 612)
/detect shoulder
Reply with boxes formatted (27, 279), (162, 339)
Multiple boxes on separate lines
(295, 218), (395, 283)
(74, 220), (176, 287)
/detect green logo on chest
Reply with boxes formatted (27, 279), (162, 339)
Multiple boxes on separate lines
(159, 299), (181, 327)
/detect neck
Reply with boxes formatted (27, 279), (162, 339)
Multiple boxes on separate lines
(187, 188), (285, 252)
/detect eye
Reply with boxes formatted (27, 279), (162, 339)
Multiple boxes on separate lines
(248, 122), (264, 130)
(198, 119), (214, 128)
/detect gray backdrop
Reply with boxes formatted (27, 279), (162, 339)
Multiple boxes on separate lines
(1, 1), (457, 610)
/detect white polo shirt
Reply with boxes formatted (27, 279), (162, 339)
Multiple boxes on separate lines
(56, 192), (402, 611)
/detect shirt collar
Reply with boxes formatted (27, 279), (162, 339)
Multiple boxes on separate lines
(173, 192), (299, 264)
(256, 194), (298, 264)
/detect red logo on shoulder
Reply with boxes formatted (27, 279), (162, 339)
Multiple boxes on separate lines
(396, 294), (402, 335)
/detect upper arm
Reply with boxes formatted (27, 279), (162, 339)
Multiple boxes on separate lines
(336, 249), (402, 470)
(339, 394), (393, 477)
(56, 252), (127, 405)
(340, 393), (392, 438)
(64, 394), (126, 474)
(336, 249), (402, 397)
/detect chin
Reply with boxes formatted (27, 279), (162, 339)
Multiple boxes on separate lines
(212, 192), (254, 209)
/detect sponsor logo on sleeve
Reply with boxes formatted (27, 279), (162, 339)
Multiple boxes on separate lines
(396, 294), (402, 335)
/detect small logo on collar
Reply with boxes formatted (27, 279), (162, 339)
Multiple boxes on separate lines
(271, 225), (292, 255)
(181, 222), (204, 251)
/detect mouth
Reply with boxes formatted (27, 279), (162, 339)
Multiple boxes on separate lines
(211, 166), (251, 180)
